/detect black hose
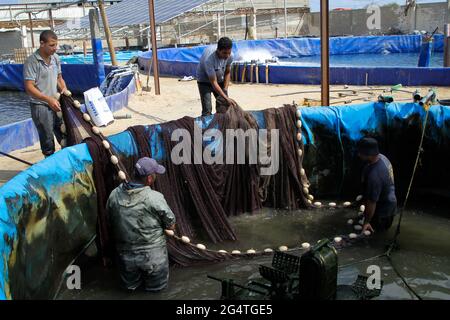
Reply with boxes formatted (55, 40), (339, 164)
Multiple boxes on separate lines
(0, 151), (33, 166)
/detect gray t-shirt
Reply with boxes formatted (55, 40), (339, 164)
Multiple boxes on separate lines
(196, 45), (233, 83)
(23, 50), (62, 105)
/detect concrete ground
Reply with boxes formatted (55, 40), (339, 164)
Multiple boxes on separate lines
(1, 76), (449, 186)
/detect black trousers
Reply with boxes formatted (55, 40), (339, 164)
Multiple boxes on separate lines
(197, 82), (227, 116)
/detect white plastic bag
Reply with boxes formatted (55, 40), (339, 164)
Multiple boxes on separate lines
(83, 87), (114, 127)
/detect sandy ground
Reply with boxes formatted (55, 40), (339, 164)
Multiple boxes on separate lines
(1, 75), (450, 186)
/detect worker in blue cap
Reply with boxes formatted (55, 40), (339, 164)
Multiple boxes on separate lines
(357, 137), (397, 233)
(106, 157), (176, 292)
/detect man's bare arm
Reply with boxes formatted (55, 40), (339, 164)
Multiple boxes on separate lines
(57, 74), (68, 93)
(223, 65), (231, 91)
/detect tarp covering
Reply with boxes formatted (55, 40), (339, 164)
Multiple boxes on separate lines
(138, 35), (449, 86)
(0, 71), (137, 155)
(300, 102), (450, 199)
(1, 101), (449, 299)
(0, 64), (116, 93)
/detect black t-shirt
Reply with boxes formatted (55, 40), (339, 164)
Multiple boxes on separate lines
(361, 154), (397, 217)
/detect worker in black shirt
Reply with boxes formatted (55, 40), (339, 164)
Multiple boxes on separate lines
(358, 137), (397, 233)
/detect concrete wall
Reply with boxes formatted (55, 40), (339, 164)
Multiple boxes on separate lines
(0, 30), (23, 57)
(305, 2), (449, 37)
(159, 2), (448, 47)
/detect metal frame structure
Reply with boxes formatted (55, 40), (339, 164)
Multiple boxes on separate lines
(51, 0), (309, 42)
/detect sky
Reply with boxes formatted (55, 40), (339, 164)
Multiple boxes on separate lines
(309, 0), (446, 12)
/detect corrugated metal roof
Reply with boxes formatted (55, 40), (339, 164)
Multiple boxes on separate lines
(58, 0), (214, 30)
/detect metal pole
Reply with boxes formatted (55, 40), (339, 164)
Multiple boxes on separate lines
(28, 12), (34, 48)
(148, 0), (160, 95)
(445, 0), (450, 67)
(284, 0), (288, 38)
(48, 9), (54, 31)
(217, 12), (221, 38)
(98, 0), (118, 66)
(89, 9), (106, 85)
(445, 24), (450, 67)
(223, 0), (227, 36)
(320, 0), (330, 106)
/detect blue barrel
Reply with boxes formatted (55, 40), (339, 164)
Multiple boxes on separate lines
(91, 37), (105, 85)
(418, 36), (433, 67)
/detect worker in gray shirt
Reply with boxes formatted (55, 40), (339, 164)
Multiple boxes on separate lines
(196, 37), (237, 116)
(107, 157), (176, 292)
(23, 30), (69, 157)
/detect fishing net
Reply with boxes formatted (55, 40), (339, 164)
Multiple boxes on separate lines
(59, 95), (310, 267)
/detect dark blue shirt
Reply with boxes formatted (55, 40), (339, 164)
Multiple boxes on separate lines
(361, 154), (397, 217)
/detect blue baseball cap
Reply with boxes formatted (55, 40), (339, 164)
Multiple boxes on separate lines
(135, 157), (166, 176)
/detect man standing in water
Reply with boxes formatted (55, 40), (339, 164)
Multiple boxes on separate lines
(23, 30), (68, 157)
(358, 137), (398, 233)
(196, 37), (237, 116)
(107, 157), (176, 292)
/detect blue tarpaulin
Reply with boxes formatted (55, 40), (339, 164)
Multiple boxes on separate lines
(138, 35), (449, 86)
(0, 64), (116, 93)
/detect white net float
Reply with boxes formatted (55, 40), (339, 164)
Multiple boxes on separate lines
(354, 225), (363, 231)
(278, 245), (288, 252)
(300, 168), (306, 176)
(301, 242), (311, 249)
(296, 120), (302, 128)
(308, 194), (314, 201)
(54, 92), (61, 100)
(110, 155), (119, 165)
(102, 140), (110, 149)
(296, 109), (301, 118)
(92, 126), (101, 135)
(181, 236), (190, 243)
(329, 202), (337, 207)
(231, 250), (241, 255)
(296, 132), (302, 141)
(314, 202), (322, 207)
(82, 113), (91, 122)
(349, 233), (357, 239)
(343, 201), (351, 207)
(363, 230), (371, 236)
(246, 249), (256, 254)
(196, 244), (206, 250)
(63, 90), (72, 97)
(60, 123), (66, 134)
(60, 139), (67, 147)
(73, 100), (81, 109)
(297, 149), (303, 157)
(334, 237), (342, 243)
(56, 111), (63, 119)
(307, 199), (312, 205)
(264, 248), (273, 253)
(359, 205), (365, 212)
(347, 219), (354, 225)
(164, 229), (174, 236)
(218, 250), (228, 254)
(303, 187), (309, 194)
(118, 170), (127, 181)
(356, 195), (363, 201)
